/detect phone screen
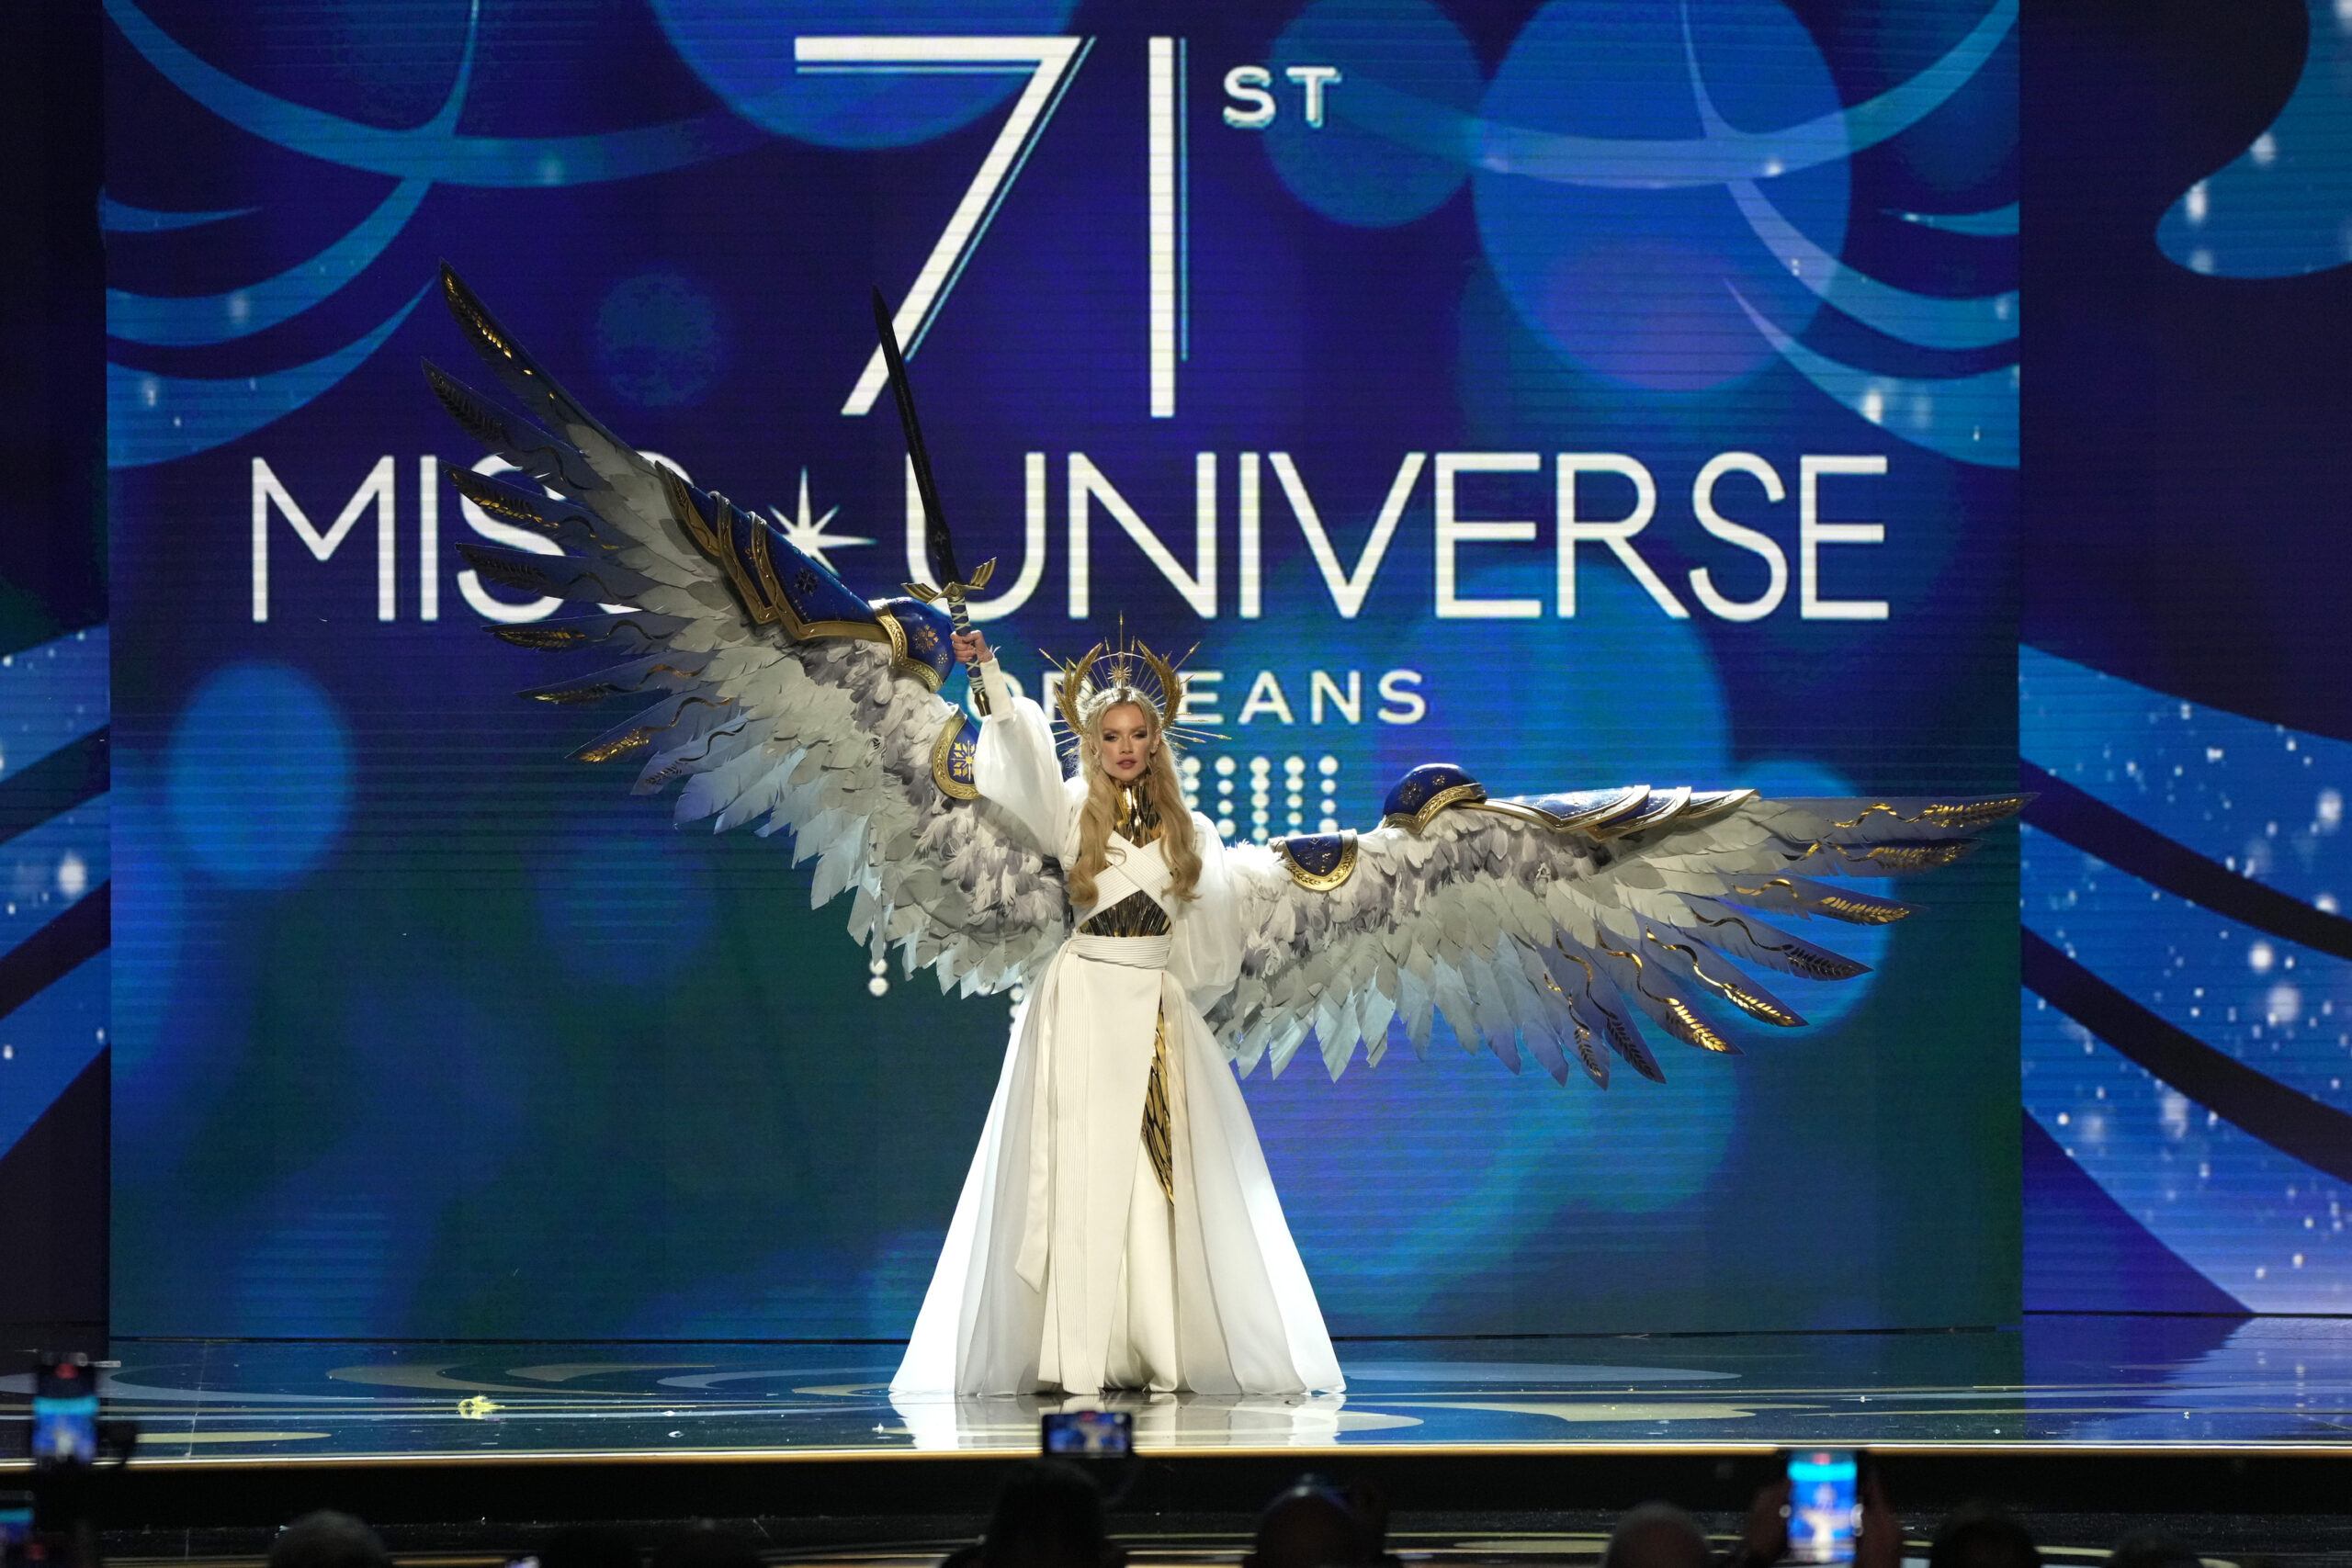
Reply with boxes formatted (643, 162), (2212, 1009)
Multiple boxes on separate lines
(1784, 1449), (1860, 1565)
(1039, 1409), (1133, 1457)
(30, 1360), (98, 1469)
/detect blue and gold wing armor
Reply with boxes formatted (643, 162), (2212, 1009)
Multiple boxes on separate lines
(1219, 763), (2023, 1088)
(424, 265), (1061, 994)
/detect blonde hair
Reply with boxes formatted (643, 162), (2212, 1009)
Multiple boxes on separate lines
(1068, 701), (1200, 910)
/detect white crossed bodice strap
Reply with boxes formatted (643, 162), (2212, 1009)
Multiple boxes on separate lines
(1080, 831), (1173, 929)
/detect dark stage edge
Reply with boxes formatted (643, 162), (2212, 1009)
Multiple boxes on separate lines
(2, 1318), (2346, 1538)
(77, 1524), (2352, 1568)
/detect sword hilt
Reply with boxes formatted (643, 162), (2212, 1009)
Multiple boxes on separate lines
(944, 584), (989, 716)
(908, 558), (999, 716)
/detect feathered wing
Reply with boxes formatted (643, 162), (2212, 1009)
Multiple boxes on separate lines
(1215, 779), (2025, 1088)
(424, 264), (1064, 995)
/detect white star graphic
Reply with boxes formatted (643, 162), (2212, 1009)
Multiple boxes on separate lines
(769, 469), (873, 574)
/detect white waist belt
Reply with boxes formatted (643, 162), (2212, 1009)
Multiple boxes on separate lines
(1064, 932), (1172, 969)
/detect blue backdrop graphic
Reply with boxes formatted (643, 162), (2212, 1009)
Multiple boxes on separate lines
(2017, 0), (2352, 1314)
(107, 0), (2020, 1337)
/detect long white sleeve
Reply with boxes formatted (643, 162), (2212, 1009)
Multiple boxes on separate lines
(1170, 816), (1243, 1012)
(971, 660), (1074, 857)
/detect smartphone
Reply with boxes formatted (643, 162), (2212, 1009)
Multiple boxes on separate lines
(1039, 1409), (1133, 1458)
(29, 1359), (98, 1470)
(1782, 1448), (1860, 1565)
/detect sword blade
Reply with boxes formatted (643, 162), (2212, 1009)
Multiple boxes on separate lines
(870, 288), (962, 591)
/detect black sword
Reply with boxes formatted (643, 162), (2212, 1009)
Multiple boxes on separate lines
(872, 288), (997, 712)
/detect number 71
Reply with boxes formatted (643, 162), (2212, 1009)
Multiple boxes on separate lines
(797, 35), (1186, 421)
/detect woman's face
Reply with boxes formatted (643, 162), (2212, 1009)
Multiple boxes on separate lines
(1096, 703), (1157, 783)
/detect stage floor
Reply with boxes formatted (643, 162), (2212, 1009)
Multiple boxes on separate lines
(26, 1315), (2346, 1463)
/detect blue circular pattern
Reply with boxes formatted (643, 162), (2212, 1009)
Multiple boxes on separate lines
(166, 662), (354, 889)
(649, 0), (1076, 151)
(1386, 568), (1731, 795)
(1473, 0), (1847, 390)
(595, 269), (724, 408)
(227, 0), (471, 128)
(536, 822), (717, 984)
(1265, 0), (1483, 228)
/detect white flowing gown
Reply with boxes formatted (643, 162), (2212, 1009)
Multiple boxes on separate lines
(891, 663), (1344, 1398)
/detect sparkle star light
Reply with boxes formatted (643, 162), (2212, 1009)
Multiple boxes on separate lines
(768, 469), (872, 573)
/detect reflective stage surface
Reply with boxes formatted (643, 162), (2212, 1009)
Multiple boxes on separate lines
(15, 1316), (2346, 1462)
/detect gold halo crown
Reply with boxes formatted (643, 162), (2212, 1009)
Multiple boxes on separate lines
(1052, 637), (1217, 750)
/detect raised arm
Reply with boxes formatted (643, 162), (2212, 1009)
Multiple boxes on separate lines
(955, 630), (1072, 858)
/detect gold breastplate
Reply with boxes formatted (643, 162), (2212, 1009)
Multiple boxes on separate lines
(1080, 889), (1171, 937)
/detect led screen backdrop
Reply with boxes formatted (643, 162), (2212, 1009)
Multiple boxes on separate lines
(108, 0), (2019, 1338)
(2018, 0), (2352, 1314)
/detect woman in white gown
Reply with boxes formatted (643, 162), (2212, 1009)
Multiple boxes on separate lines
(423, 268), (2028, 1414)
(890, 633), (1344, 1400)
